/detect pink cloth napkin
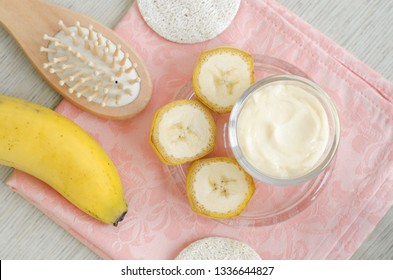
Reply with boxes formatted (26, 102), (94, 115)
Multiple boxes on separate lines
(7, 0), (393, 259)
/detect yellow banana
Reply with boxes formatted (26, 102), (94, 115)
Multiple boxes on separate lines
(0, 95), (127, 225)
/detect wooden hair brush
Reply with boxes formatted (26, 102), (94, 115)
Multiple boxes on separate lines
(0, 0), (152, 120)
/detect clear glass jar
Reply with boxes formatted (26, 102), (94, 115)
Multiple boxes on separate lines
(228, 74), (340, 186)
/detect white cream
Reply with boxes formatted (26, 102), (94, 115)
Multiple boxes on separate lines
(237, 83), (329, 178)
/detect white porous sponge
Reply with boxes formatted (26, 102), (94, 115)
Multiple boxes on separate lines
(136, 0), (241, 43)
(175, 237), (261, 260)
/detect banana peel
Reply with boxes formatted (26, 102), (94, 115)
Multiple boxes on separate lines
(0, 95), (127, 225)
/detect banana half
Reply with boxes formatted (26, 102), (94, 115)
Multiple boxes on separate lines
(186, 157), (255, 219)
(193, 46), (254, 114)
(150, 100), (216, 165)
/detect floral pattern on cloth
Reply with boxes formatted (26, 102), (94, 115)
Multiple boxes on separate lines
(7, 0), (393, 259)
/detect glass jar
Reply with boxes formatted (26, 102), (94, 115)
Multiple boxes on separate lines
(228, 74), (340, 186)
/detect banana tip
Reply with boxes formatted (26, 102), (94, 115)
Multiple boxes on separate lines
(113, 211), (127, 227)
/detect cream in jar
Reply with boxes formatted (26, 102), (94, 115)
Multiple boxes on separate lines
(236, 83), (329, 178)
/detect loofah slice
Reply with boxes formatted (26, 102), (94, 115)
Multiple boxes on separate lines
(175, 237), (261, 260)
(136, 0), (241, 43)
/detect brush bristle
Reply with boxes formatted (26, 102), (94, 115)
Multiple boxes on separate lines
(41, 20), (141, 107)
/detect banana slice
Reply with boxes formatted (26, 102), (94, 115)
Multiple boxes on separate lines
(193, 47), (254, 113)
(150, 100), (216, 165)
(186, 157), (255, 219)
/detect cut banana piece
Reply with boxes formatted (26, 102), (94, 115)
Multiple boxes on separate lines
(193, 47), (254, 113)
(186, 157), (255, 219)
(150, 100), (216, 165)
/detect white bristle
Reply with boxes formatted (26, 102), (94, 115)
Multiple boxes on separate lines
(76, 21), (84, 36)
(76, 52), (86, 62)
(43, 61), (57, 69)
(70, 32), (79, 46)
(76, 86), (89, 97)
(97, 33), (103, 46)
(125, 64), (136, 74)
(92, 42), (99, 56)
(88, 24), (94, 41)
(93, 81), (103, 91)
(54, 41), (69, 50)
(58, 20), (71, 35)
(115, 94), (121, 104)
(83, 36), (90, 50)
(109, 57), (116, 69)
(88, 60), (96, 68)
(119, 53), (129, 66)
(69, 81), (82, 93)
(103, 85), (112, 94)
(80, 75), (93, 83)
(105, 40), (111, 50)
(61, 63), (75, 70)
(59, 77), (70, 86)
(40, 46), (56, 54)
(94, 70), (104, 76)
(115, 68), (123, 77)
(128, 77), (141, 85)
(101, 48), (109, 62)
(49, 67), (63, 74)
(69, 71), (83, 81)
(53, 56), (68, 63)
(67, 46), (77, 56)
(43, 34), (60, 42)
(114, 44), (121, 58)
(101, 94), (109, 107)
(88, 90), (100, 101)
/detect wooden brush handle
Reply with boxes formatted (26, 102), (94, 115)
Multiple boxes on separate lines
(0, 0), (153, 120)
(0, 0), (56, 32)
(0, 0), (63, 81)
(0, 0), (21, 23)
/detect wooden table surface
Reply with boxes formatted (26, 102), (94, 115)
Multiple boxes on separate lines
(0, 0), (392, 259)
